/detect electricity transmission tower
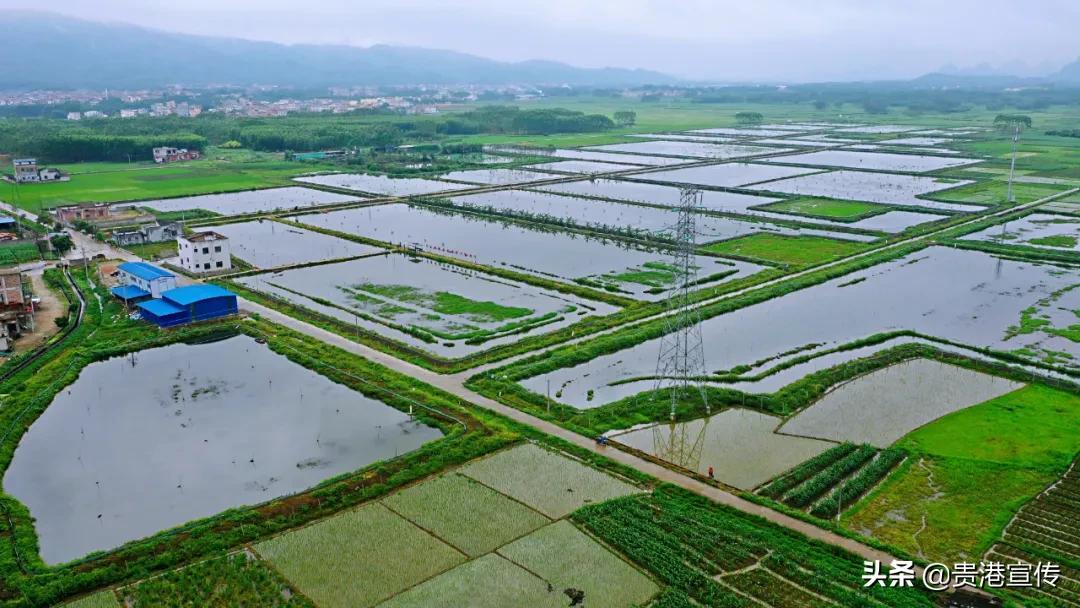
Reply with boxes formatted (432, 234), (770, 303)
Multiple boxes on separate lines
(651, 188), (711, 470)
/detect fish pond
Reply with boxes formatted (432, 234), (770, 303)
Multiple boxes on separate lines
(523, 247), (1080, 408)
(293, 204), (764, 300)
(961, 213), (1080, 252)
(611, 409), (833, 490)
(760, 150), (979, 173)
(586, 141), (785, 160)
(212, 219), (384, 268)
(447, 190), (876, 242)
(236, 254), (618, 357)
(4, 334), (442, 564)
(136, 187), (359, 216)
(294, 174), (470, 196)
(746, 170), (979, 212)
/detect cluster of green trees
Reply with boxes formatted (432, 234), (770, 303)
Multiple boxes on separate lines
(30, 132), (208, 163)
(0, 104), (621, 161)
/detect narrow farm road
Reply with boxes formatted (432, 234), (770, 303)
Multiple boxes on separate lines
(239, 297), (907, 567)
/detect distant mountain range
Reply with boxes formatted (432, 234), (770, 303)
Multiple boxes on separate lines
(918, 57), (1080, 87)
(0, 12), (675, 89)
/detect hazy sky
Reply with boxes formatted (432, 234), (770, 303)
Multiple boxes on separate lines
(4, 0), (1078, 81)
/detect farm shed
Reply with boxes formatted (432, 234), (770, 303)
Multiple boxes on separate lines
(160, 284), (239, 323)
(136, 298), (189, 328)
(115, 262), (177, 298)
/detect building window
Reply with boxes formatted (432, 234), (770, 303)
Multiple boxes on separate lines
(202, 247), (209, 254)
(214, 246), (221, 253)
(203, 263), (210, 270)
(216, 261), (223, 268)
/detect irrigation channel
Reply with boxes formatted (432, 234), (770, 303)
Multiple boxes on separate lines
(90, 146), (1078, 572)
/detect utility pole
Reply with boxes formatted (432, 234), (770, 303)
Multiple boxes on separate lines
(1006, 122), (1020, 204)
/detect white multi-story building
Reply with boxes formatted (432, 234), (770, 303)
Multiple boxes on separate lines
(177, 231), (232, 274)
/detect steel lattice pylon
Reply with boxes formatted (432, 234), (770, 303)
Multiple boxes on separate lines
(653, 187), (711, 421)
(651, 187), (711, 472)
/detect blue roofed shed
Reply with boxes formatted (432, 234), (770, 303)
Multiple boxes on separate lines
(161, 284), (238, 323)
(116, 262), (177, 298)
(136, 299), (188, 328)
(110, 284), (151, 303)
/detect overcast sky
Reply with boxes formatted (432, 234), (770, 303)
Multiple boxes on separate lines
(4, 0), (1078, 81)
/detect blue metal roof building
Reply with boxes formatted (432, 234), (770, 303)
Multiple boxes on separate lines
(110, 284), (151, 302)
(135, 284), (238, 327)
(117, 262), (174, 281)
(115, 262), (177, 299)
(136, 299), (189, 328)
(161, 285), (238, 323)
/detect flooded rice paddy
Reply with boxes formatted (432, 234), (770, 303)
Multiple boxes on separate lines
(531, 160), (637, 174)
(761, 150), (979, 173)
(210, 220), (384, 268)
(961, 213), (1080, 252)
(837, 125), (922, 134)
(686, 128), (800, 137)
(491, 147), (685, 166)
(447, 190), (877, 242)
(236, 253), (618, 357)
(4, 335), (442, 564)
(633, 163), (821, 188)
(294, 174), (470, 196)
(586, 141), (786, 160)
(745, 170), (979, 212)
(611, 409), (833, 490)
(535, 178), (941, 233)
(437, 168), (557, 185)
(292, 204), (764, 300)
(878, 137), (954, 147)
(778, 358), (1024, 447)
(136, 187), (359, 216)
(523, 247), (1080, 408)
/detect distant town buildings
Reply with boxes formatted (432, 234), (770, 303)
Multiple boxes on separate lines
(9, 159), (68, 184)
(152, 147), (201, 164)
(178, 231), (231, 274)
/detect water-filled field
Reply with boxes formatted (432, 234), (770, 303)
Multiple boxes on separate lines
(779, 359), (1024, 447)
(294, 174), (469, 196)
(523, 247), (1079, 408)
(535, 178), (781, 210)
(447, 190), (877, 242)
(751, 138), (836, 147)
(746, 170), (979, 211)
(586, 141), (785, 160)
(137, 187), (359, 215)
(837, 125), (922, 134)
(437, 168), (557, 185)
(877, 137), (953, 146)
(687, 128), (799, 137)
(535, 178), (942, 233)
(961, 213), (1080, 252)
(236, 254), (618, 357)
(212, 219), (384, 267)
(761, 150), (979, 173)
(627, 133), (738, 143)
(492, 147), (684, 166)
(633, 163), (820, 188)
(531, 160), (637, 174)
(4, 335), (442, 564)
(611, 409), (833, 490)
(293, 204), (764, 300)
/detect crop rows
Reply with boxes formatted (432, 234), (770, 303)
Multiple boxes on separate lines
(809, 449), (907, 518)
(999, 458), (1080, 562)
(574, 485), (936, 608)
(758, 443), (857, 498)
(784, 445), (878, 508)
(985, 543), (1080, 607)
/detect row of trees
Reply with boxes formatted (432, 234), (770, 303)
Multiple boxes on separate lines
(0, 105), (630, 159)
(31, 132), (208, 163)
